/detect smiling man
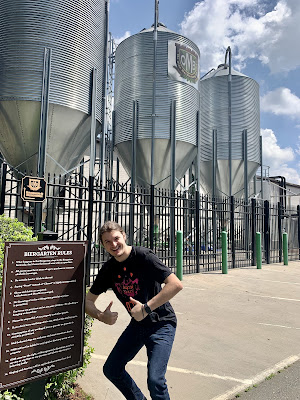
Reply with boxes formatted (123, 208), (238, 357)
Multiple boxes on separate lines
(85, 221), (183, 400)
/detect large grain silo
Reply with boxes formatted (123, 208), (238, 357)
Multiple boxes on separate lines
(0, 0), (107, 176)
(114, 23), (200, 189)
(200, 61), (260, 198)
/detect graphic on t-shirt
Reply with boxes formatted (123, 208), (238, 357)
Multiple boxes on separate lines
(125, 300), (136, 313)
(114, 267), (140, 298)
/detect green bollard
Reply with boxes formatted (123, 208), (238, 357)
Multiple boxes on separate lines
(256, 232), (262, 269)
(221, 231), (228, 274)
(176, 231), (183, 281)
(283, 232), (288, 265)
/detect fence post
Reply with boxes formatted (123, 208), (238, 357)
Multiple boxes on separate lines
(297, 205), (300, 260)
(86, 175), (94, 286)
(222, 230), (228, 274)
(23, 230), (58, 400)
(230, 196), (235, 268)
(278, 202), (283, 262)
(0, 162), (7, 215)
(283, 232), (288, 265)
(176, 230), (183, 280)
(256, 232), (262, 269)
(150, 184), (155, 250)
(195, 191), (200, 273)
(263, 200), (270, 264)
(251, 198), (256, 266)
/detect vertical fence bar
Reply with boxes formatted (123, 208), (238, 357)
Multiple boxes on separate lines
(0, 162), (7, 215)
(176, 230), (183, 280)
(298, 205), (300, 260)
(150, 184), (155, 250)
(251, 198), (256, 266)
(264, 200), (270, 264)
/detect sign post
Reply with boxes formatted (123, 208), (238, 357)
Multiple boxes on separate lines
(0, 240), (87, 393)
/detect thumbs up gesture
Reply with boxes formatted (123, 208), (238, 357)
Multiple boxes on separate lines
(129, 297), (145, 321)
(101, 301), (118, 325)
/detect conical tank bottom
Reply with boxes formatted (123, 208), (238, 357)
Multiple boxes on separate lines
(116, 139), (197, 189)
(201, 159), (260, 198)
(0, 100), (99, 177)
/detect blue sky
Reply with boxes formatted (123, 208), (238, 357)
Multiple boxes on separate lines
(109, 0), (300, 184)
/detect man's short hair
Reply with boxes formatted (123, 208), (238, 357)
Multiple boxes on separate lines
(99, 221), (125, 244)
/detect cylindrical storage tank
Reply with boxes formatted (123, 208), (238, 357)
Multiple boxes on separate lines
(114, 23), (200, 188)
(200, 64), (260, 198)
(0, 0), (107, 175)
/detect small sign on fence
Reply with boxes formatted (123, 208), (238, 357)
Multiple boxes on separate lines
(0, 241), (88, 391)
(21, 176), (47, 202)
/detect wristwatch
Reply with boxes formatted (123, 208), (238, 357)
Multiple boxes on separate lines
(143, 303), (152, 315)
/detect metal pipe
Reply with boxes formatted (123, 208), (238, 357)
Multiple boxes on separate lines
(129, 101), (137, 244)
(243, 129), (248, 202)
(151, 0), (159, 185)
(170, 100), (176, 193)
(196, 110), (201, 193)
(170, 100), (176, 259)
(35, 47), (51, 236)
(225, 46), (232, 197)
(212, 129), (217, 198)
(260, 135), (264, 200)
(37, 47), (51, 178)
(100, 0), (110, 185)
(90, 68), (98, 178)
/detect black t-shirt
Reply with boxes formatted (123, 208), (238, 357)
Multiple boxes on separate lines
(90, 246), (177, 326)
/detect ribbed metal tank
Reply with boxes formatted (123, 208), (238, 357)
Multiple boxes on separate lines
(114, 24), (200, 188)
(200, 64), (260, 197)
(0, 0), (107, 175)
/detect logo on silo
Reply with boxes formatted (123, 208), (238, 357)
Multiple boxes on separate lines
(168, 41), (199, 88)
(175, 43), (198, 83)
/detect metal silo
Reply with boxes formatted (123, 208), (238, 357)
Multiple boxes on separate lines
(0, 0), (107, 176)
(200, 58), (260, 199)
(114, 23), (200, 189)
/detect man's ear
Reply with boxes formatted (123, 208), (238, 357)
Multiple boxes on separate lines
(122, 231), (127, 241)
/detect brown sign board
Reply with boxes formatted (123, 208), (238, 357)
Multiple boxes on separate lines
(0, 241), (88, 391)
(21, 176), (47, 202)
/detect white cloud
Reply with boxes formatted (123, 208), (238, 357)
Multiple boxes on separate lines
(261, 87), (300, 118)
(114, 31), (131, 46)
(261, 128), (300, 184)
(180, 0), (300, 74)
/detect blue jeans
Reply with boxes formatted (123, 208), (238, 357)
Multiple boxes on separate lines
(103, 320), (176, 400)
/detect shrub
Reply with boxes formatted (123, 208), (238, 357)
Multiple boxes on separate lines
(0, 215), (94, 399)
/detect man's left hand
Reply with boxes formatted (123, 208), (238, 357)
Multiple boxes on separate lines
(129, 297), (146, 321)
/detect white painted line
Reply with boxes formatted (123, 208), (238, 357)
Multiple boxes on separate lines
(246, 277), (300, 285)
(258, 323), (300, 330)
(91, 354), (250, 384)
(184, 286), (206, 291)
(249, 294), (300, 302)
(211, 354), (300, 400)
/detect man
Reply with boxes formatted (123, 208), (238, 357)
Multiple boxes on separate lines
(85, 221), (183, 400)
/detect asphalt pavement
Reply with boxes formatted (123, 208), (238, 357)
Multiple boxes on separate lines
(78, 261), (300, 400)
(229, 359), (300, 399)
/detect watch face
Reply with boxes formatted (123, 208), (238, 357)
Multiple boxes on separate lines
(144, 304), (152, 314)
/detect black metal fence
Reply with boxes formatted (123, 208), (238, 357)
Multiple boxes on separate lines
(1, 162), (300, 285)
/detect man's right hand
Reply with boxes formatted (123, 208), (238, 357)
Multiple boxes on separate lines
(98, 301), (118, 325)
